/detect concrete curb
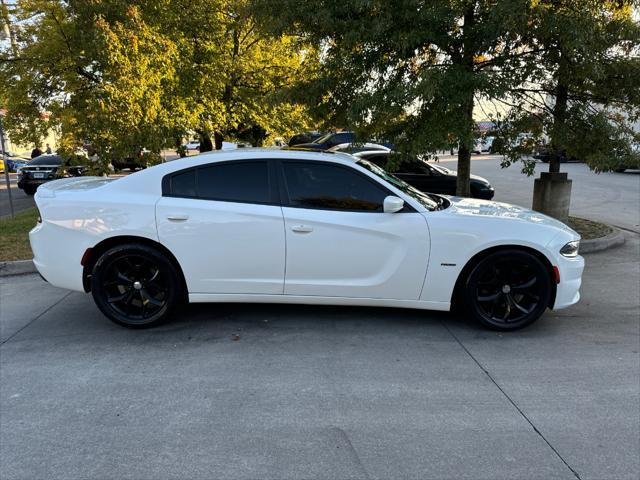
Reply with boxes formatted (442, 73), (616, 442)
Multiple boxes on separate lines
(580, 226), (626, 254)
(0, 224), (628, 277)
(0, 259), (37, 277)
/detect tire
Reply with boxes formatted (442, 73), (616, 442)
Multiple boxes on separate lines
(91, 243), (181, 328)
(23, 185), (37, 195)
(463, 250), (552, 331)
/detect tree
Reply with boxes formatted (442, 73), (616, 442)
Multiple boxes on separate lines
(498, 0), (640, 172)
(488, 1), (640, 220)
(0, 0), (316, 162)
(254, 0), (540, 196)
(150, 0), (318, 151)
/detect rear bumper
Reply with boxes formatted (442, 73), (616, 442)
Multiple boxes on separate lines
(29, 223), (86, 292)
(553, 254), (585, 310)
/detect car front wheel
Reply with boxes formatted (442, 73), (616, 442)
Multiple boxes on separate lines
(91, 244), (181, 328)
(464, 250), (552, 331)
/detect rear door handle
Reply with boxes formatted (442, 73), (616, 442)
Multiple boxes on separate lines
(291, 225), (313, 233)
(166, 214), (189, 222)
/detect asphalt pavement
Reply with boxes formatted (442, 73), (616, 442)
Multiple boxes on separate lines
(1, 155), (639, 479)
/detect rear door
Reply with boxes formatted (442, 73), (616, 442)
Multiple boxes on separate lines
(279, 160), (430, 300)
(156, 160), (285, 294)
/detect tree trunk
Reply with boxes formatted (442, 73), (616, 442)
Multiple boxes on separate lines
(549, 55), (569, 174)
(456, 143), (472, 197)
(214, 132), (223, 150)
(199, 133), (213, 152)
(455, 6), (476, 197)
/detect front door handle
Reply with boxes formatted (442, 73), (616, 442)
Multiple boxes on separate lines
(166, 214), (189, 222)
(291, 225), (313, 233)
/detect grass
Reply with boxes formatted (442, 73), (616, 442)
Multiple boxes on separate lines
(567, 216), (613, 240)
(0, 208), (38, 261)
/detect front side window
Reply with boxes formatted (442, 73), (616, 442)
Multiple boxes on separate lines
(283, 162), (388, 212)
(357, 160), (440, 211)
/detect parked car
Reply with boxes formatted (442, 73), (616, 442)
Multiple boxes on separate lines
(288, 131), (324, 147)
(111, 148), (153, 172)
(354, 150), (495, 200)
(30, 149), (583, 332)
(1, 152), (30, 172)
(328, 142), (391, 154)
(17, 155), (85, 195)
(473, 136), (494, 154)
(6, 158), (31, 173)
(533, 149), (581, 163)
(184, 140), (200, 151)
(292, 131), (357, 150)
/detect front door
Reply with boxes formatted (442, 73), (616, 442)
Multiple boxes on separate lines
(279, 160), (430, 300)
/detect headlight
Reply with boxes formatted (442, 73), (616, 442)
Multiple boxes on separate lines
(560, 240), (580, 257)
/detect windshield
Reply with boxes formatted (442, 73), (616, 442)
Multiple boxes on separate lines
(429, 163), (452, 175)
(29, 155), (62, 166)
(356, 159), (442, 211)
(313, 133), (333, 144)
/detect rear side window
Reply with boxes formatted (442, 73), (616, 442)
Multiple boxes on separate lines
(282, 162), (388, 212)
(197, 162), (269, 203)
(164, 160), (271, 204)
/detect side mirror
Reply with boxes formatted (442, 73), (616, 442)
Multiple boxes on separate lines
(383, 195), (405, 213)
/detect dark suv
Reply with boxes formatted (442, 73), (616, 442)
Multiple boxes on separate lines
(17, 155), (85, 195)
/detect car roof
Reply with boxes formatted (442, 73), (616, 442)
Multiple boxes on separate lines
(353, 150), (390, 157)
(105, 148), (361, 196)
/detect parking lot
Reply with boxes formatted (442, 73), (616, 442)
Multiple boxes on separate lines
(1, 157), (639, 479)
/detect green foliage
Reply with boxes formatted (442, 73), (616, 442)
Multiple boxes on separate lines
(0, 0), (316, 159)
(255, 0), (640, 187)
(489, 0), (640, 174)
(254, 0), (541, 195)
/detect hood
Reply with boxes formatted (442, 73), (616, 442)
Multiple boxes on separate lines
(435, 165), (490, 185)
(446, 196), (578, 235)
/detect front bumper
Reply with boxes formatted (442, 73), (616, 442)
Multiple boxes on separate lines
(474, 188), (495, 200)
(553, 254), (585, 309)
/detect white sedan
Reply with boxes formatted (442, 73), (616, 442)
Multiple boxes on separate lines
(29, 149), (584, 331)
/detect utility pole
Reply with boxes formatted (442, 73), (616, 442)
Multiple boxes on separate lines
(0, 114), (16, 218)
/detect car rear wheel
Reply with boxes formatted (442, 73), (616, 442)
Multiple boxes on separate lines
(91, 244), (181, 328)
(464, 250), (552, 331)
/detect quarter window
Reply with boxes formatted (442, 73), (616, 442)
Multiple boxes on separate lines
(283, 162), (388, 212)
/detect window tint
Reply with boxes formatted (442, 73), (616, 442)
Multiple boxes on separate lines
(197, 162), (270, 203)
(363, 154), (387, 167)
(398, 160), (429, 175)
(329, 132), (354, 146)
(283, 162), (388, 212)
(29, 155), (62, 166)
(170, 169), (197, 197)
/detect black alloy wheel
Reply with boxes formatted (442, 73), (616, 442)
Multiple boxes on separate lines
(465, 250), (552, 331)
(91, 244), (181, 328)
